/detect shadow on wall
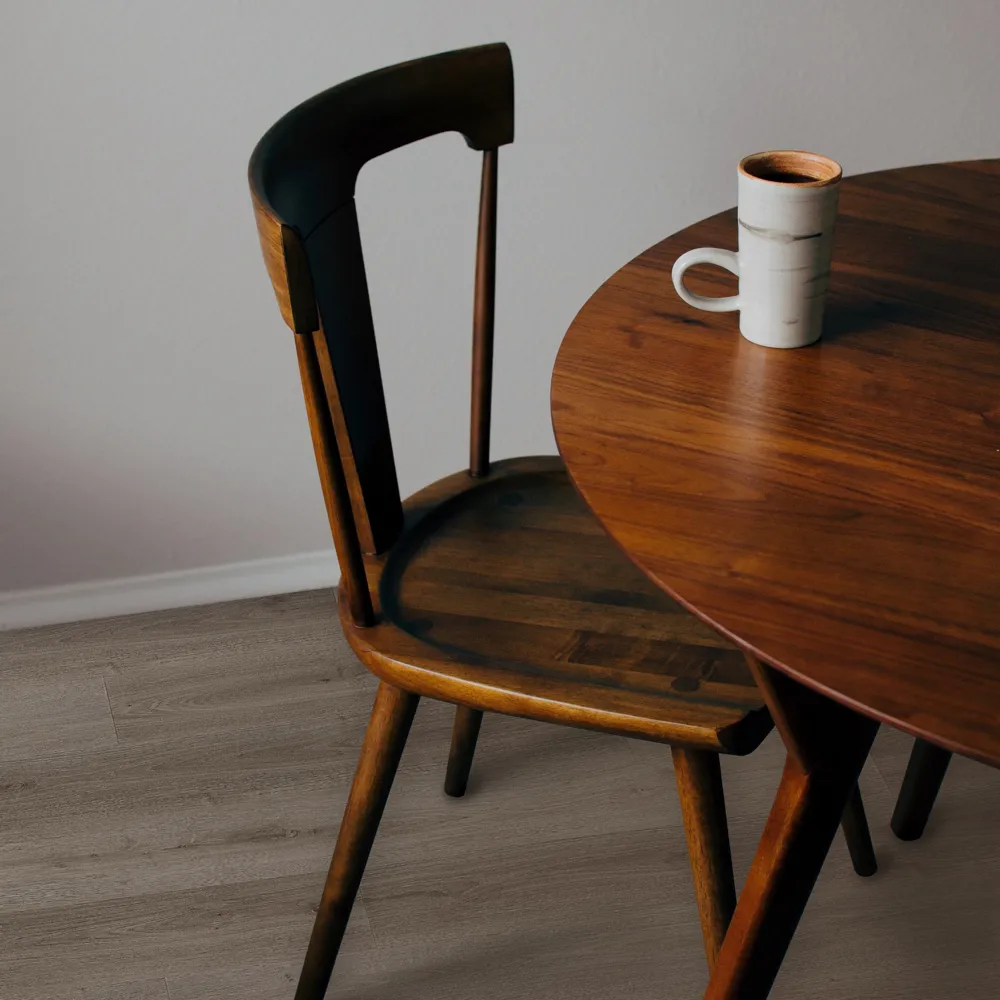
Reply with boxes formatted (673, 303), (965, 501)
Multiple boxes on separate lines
(0, 431), (312, 593)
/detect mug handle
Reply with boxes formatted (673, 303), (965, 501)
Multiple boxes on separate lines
(671, 248), (741, 312)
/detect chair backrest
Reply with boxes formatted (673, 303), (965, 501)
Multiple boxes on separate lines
(249, 43), (514, 626)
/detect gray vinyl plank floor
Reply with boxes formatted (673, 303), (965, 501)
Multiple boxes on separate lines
(0, 590), (997, 999)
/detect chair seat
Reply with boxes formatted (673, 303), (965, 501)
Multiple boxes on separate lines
(342, 456), (771, 754)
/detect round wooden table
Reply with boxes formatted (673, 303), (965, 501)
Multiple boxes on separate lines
(551, 159), (1000, 999)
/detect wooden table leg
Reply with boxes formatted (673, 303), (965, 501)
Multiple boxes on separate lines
(704, 656), (880, 1000)
(891, 738), (952, 841)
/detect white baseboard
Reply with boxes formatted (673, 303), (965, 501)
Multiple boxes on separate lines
(0, 551), (341, 632)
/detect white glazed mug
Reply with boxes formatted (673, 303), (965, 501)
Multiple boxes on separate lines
(671, 150), (842, 348)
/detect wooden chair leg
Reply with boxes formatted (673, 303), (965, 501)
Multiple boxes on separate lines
(840, 782), (877, 876)
(705, 656), (879, 1000)
(444, 706), (484, 797)
(672, 747), (737, 970)
(891, 738), (952, 841)
(294, 682), (419, 1000)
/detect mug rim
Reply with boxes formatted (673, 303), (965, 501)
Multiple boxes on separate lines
(739, 150), (842, 188)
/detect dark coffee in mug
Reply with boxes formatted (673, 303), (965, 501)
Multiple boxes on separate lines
(747, 168), (820, 184)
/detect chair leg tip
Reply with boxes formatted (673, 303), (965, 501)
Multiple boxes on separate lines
(444, 778), (469, 798)
(890, 819), (925, 842)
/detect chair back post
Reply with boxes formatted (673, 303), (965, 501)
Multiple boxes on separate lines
(295, 330), (375, 626)
(255, 215), (375, 626)
(470, 148), (498, 477)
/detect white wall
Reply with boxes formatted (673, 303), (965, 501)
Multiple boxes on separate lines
(3, 2), (999, 608)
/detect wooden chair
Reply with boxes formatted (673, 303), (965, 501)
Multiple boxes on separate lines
(248, 43), (876, 1000)
(891, 739), (952, 840)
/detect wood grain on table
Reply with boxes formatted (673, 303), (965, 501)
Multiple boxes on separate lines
(552, 159), (1000, 767)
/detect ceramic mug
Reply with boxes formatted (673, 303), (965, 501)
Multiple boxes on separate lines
(671, 150), (842, 348)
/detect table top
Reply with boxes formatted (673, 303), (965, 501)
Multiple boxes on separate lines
(552, 159), (1000, 768)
